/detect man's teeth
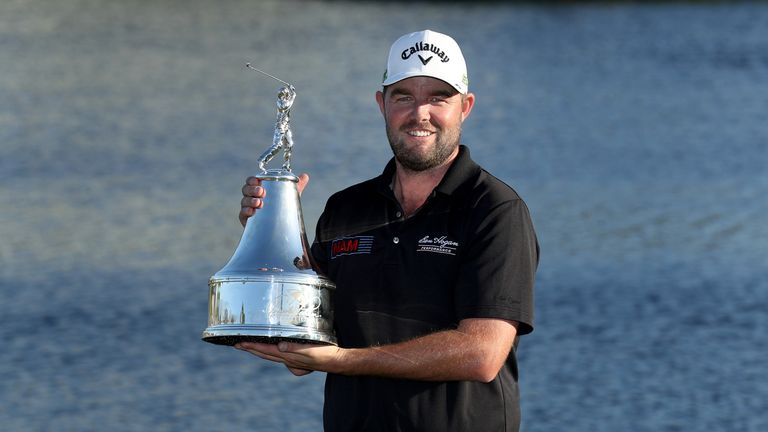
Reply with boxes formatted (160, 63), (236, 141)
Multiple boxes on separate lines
(408, 130), (433, 137)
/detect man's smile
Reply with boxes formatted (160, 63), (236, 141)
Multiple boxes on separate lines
(407, 129), (435, 137)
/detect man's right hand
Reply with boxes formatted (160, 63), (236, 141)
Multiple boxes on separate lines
(239, 173), (310, 227)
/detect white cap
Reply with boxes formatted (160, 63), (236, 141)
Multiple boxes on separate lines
(382, 30), (468, 94)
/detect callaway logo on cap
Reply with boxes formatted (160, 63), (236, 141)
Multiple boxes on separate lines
(382, 29), (469, 94)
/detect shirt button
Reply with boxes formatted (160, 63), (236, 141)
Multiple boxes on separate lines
(393, 237), (400, 244)
(395, 211), (402, 218)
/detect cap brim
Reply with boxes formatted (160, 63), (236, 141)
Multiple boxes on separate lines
(382, 72), (466, 94)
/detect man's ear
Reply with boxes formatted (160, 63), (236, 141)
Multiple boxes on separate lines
(375, 90), (386, 116)
(460, 92), (476, 122)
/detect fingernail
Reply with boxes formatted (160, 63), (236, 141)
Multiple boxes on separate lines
(278, 342), (288, 352)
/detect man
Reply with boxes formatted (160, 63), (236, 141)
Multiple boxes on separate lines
(236, 30), (539, 432)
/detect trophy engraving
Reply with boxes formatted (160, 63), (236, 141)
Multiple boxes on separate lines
(202, 64), (336, 346)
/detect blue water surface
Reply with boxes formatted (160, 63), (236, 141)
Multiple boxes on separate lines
(1, 1), (766, 431)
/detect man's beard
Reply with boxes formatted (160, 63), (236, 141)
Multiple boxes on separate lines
(386, 120), (461, 172)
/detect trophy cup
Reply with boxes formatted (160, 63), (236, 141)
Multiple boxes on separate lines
(202, 65), (336, 346)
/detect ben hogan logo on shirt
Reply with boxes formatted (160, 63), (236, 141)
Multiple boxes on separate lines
(331, 236), (374, 259)
(417, 235), (459, 256)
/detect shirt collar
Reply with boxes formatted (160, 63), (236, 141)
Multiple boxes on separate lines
(375, 145), (481, 199)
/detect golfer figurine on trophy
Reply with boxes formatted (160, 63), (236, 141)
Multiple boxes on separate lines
(258, 75), (297, 173)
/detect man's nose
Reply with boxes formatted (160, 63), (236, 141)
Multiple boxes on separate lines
(411, 102), (431, 123)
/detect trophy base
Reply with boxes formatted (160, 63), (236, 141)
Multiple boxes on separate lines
(203, 275), (337, 347)
(202, 324), (336, 346)
(202, 335), (333, 346)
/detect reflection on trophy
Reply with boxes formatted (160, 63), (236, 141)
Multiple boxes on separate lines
(202, 65), (336, 346)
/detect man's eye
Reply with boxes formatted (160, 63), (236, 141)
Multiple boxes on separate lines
(396, 97), (412, 103)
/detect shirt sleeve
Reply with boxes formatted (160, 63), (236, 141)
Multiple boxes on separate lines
(454, 198), (538, 335)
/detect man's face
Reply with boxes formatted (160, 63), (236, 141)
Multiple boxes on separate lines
(376, 77), (475, 172)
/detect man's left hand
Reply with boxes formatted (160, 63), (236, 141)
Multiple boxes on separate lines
(235, 341), (345, 376)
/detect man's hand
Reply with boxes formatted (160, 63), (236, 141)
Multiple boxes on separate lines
(235, 340), (345, 376)
(239, 173), (310, 227)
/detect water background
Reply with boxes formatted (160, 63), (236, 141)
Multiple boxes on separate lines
(1, 1), (767, 431)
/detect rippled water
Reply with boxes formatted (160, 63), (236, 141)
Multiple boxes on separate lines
(1, 1), (766, 431)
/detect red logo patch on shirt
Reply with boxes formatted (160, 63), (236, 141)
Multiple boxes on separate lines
(331, 236), (374, 259)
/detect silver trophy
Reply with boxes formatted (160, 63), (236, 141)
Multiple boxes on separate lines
(202, 65), (336, 346)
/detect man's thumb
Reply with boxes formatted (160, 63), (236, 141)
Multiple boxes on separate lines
(297, 173), (310, 195)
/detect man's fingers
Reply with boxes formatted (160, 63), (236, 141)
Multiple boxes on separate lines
(237, 341), (277, 352)
(239, 173), (308, 227)
(244, 174), (307, 197)
(240, 178), (267, 227)
(238, 206), (254, 227)
(235, 342), (317, 373)
(278, 341), (325, 354)
(286, 366), (313, 376)
(242, 184), (266, 199)
(236, 342), (286, 364)
(245, 176), (262, 186)
(242, 174), (264, 199)
(240, 196), (263, 209)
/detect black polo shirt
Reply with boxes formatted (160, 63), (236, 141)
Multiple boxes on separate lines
(311, 145), (538, 432)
